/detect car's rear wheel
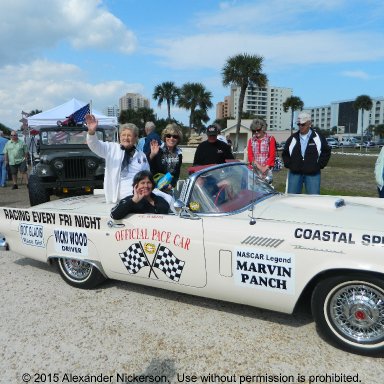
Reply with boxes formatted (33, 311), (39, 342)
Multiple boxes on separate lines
(312, 274), (384, 355)
(28, 174), (50, 206)
(57, 258), (106, 289)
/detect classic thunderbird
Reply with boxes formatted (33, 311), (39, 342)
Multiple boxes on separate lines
(1, 162), (384, 356)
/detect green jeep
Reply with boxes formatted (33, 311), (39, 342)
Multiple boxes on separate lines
(28, 125), (117, 206)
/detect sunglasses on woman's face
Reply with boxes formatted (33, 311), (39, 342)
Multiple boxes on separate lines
(252, 129), (262, 133)
(165, 134), (179, 139)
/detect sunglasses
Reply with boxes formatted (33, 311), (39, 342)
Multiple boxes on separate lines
(165, 134), (179, 139)
(10, 134), (17, 137)
(297, 123), (307, 127)
(252, 129), (262, 133)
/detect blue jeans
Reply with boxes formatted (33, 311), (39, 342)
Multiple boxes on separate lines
(287, 171), (321, 194)
(0, 155), (6, 186)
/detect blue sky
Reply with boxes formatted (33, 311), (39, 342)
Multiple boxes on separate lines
(1, 0), (384, 129)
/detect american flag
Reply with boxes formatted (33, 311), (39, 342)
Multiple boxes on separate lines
(153, 246), (185, 282)
(72, 104), (90, 123)
(59, 104), (90, 126)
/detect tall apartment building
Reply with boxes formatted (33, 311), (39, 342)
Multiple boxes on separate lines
(119, 93), (150, 111)
(103, 105), (120, 118)
(216, 96), (232, 119)
(305, 96), (384, 135)
(228, 84), (292, 130)
(302, 105), (331, 131)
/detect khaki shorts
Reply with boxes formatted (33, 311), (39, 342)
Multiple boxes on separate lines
(9, 161), (27, 175)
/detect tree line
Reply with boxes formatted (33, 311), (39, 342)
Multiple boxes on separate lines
(3, 54), (380, 149)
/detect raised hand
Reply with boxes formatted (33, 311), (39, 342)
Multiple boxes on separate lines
(132, 183), (146, 203)
(149, 139), (160, 159)
(85, 114), (98, 135)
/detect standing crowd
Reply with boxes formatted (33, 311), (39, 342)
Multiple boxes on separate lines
(2, 109), (383, 215)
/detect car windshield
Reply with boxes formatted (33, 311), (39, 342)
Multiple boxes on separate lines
(187, 163), (278, 214)
(40, 129), (104, 145)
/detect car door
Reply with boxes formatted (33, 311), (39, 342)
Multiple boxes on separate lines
(102, 214), (207, 288)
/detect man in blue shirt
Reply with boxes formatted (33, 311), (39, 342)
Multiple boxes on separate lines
(0, 131), (8, 187)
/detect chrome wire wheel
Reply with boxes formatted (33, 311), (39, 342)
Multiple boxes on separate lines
(59, 258), (93, 282)
(325, 282), (384, 345)
(312, 275), (384, 355)
(57, 258), (106, 289)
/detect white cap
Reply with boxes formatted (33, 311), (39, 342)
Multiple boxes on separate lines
(297, 112), (311, 124)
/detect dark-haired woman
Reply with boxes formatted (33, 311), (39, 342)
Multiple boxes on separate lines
(110, 170), (170, 219)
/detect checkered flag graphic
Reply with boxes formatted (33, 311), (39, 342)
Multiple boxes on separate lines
(153, 246), (185, 281)
(119, 243), (149, 274)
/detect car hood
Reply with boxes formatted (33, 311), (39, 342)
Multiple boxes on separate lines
(32, 193), (113, 216)
(256, 194), (384, 231)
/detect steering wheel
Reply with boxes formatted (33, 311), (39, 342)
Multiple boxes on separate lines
(214, 185), (227, 206)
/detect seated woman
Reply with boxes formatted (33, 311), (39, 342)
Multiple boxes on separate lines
(147, 123), (183, 193)
(110, 171), (170, 219)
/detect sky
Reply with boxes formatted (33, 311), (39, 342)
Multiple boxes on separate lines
(1, 0), (384, 129)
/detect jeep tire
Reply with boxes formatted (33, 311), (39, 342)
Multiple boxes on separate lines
(28, 174), (50, 206)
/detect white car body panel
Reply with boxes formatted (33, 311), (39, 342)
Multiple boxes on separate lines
(1, 162), (384, 317)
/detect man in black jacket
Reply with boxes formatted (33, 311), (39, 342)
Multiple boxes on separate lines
(193, 124), (234, 166)
(282, 112), (331, 194)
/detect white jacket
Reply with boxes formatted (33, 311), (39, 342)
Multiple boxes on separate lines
(374, 146), (384, 190)
(87, 134), (149, 203)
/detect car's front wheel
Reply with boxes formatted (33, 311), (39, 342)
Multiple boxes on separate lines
(312, 274), (384, 356)
(57, 258), (106, 289)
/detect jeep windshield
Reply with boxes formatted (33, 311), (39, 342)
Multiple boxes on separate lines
(40, 128), (108, 146)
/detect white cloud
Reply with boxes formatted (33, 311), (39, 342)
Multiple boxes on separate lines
(0, 0), (136, 66)
(341, 70), (371, 80)
(197, 0), (345, 30)
(0, 60), (143, 128)
(154, 30), (384, 71)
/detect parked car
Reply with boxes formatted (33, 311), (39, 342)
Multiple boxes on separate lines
(1, 162), (384, 356)
(340, 137), (362, 148)
(326, 137), (339, 148)
(363, 141), (376, 148)
(374, 138), (384, 148)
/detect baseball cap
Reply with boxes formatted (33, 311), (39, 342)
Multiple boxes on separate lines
(297, 112), (311, 124)
(206, 125), (218, 136)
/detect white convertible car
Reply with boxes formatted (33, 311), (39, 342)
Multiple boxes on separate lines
(1, 162), (384, 356)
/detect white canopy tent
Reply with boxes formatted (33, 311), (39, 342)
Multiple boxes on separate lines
(27, 98), (117, 127)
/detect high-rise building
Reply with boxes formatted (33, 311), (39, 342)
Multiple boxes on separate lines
(216, 96), (232, 120)
(119, 93), (150, 111)
(305, 97), (384, 135)
(103, 105), (120, 118)
(226, 84), (292, 130)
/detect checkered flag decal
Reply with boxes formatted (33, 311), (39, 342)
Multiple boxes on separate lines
(153, 245), (185, 281)
(119, 243), (149, 274)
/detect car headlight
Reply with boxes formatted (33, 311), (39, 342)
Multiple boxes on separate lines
(53, 159), (64, 170)
(86, 158), (97, 169)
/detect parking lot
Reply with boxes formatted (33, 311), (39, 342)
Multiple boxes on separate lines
(1, 185), (384, 384)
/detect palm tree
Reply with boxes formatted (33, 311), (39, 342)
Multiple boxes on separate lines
(191, 109), (210, 134)
(177, 82), (212, 131)
(222, 53), (267, 151)
(354, 95), (373, 143)
(283, 96), (304, 135)
(153, 81), (179, 121)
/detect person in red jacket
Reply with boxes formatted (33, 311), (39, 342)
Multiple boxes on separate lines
(247, 119), (276, 182)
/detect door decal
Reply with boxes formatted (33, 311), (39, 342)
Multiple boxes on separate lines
(119, 242), (185, 282)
